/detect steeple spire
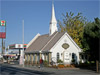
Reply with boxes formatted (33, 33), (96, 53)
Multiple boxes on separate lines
(49, 2), (58, 35)
(50, 2), (57, 24)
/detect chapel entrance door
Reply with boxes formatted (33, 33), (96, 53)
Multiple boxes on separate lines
(64, 51), (70, 64)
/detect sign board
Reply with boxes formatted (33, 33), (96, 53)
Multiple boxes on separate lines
(0, 20), (6, 26)
(9, 44), (27, 49)
(0, 32), (6, 38)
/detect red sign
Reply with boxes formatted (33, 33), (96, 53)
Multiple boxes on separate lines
(0, 32), (6, 38)
(18, 45), (21, 48)
(0, 21), (6, 26)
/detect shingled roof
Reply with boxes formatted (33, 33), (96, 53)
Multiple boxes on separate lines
(25, 31), (65, 53)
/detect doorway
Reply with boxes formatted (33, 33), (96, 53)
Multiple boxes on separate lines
(64, 51), (70, 64)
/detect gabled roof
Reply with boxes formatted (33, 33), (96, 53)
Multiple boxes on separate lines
(25, 32), (60, 53)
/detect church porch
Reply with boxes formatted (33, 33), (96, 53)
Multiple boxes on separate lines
(24, 52), (52, 66)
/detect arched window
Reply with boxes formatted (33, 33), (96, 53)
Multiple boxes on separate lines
(72, 53), (75, 59)
(57, 52), (60, 62)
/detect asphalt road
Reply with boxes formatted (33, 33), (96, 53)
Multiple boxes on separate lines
(0, 64), (99, 75)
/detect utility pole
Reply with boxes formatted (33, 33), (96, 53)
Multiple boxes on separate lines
(23, 20), (24, 66)
(19, 20), (24, 66)
(2, 38), (4, 62)
(2, 38), (3, 54)
(3, 40), (5, 54)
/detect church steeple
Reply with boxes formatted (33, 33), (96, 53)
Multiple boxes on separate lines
(49, 2), (58, 35)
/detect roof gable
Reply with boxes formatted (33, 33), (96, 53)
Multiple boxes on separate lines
(50, 32), (81, 52)
(25, 32), (57, 53)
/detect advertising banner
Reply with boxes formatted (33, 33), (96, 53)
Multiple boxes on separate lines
(0, 32), (6, 38)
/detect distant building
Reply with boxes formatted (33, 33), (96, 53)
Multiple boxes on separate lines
(7, 44), (27, 59)
(25, 3), (82, 65)
(8, 44), (27, 49)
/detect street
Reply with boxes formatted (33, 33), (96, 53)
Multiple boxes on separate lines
(0, 63), (99, 75)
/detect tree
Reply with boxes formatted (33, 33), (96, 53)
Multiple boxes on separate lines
(58, 12), (86, 48)
(83, 18), (100, 61)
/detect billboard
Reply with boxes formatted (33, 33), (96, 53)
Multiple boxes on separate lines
(0, 32), (6, 38)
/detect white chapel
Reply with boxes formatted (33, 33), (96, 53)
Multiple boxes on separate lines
(25, 3), (82, 65)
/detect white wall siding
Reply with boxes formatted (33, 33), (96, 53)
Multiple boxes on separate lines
(50, 33), (81, 64)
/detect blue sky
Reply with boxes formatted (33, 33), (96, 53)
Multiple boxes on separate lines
(0, 0), (99, 52)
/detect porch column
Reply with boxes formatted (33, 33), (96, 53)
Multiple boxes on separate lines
(49, 52), (51, 64)
(28, 54), (30, 62)
(29, 54), (31, 62)
(31, 54), (33, 64)
(35, 54), (37, 64)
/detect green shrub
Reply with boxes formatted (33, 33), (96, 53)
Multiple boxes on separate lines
(57, 59), (63, 63)
(72, 59), (75, 62)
